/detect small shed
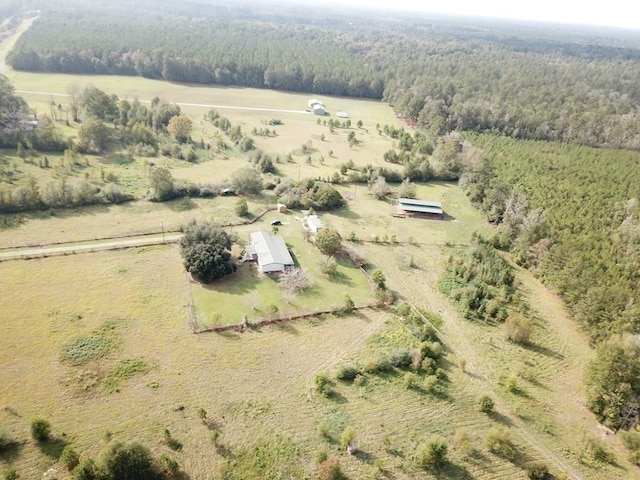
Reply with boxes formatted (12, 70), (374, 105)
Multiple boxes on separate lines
(397, 198), (444, 219)
(308, 99), (326, 116)
(305, 214), (325, 233)
(277, 203), (288, 213)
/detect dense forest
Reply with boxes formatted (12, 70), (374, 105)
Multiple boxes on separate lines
(460, 134), (640, 342)
(7, 0), (640, 150)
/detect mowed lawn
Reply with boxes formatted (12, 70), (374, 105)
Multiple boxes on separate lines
(191, 214), (373, 328)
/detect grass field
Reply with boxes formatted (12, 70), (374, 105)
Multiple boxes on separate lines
(2, 179), (635, 479)
(2, 59), (639, 478)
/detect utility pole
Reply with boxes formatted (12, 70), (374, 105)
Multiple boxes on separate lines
(161, 221), (165, 244)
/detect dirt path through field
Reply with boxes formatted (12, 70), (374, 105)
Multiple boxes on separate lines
(0, 233), (183, 259)
(15, 89), (311, 115)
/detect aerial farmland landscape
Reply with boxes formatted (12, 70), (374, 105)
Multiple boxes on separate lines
(1, 1), (640, 479)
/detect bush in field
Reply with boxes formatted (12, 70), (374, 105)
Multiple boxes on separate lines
(167, 114), (193, 143)
(102, 442), (157, 480)
(336, 363), (360, 382)
(364, 355), (393, 374)
(371, 269), (386, 289)
(505, 375), (519, 394)
(342, 295), (355, 314)
(525, 461), (550, 480)
(587, 438), (615, 464)
(340, 426), (356, 451)
(403, 372), (419, 389)
(60, 445), (80, 471)
(30, 416), (51, 442)
(279, 267), (313, 293)
(486, 428), (517, 461)
(230, 167), (262, 195)
(314, 373), (331, 396)
(391, 349), (412, 369)
(315, 228), (342, 256)
(452, 429), (473, 456)
(234, 198), (249, 217)
(374, 288), (396, 307)
(477, 394), (495, 413)
(318, 457), (346, 480)
(416, 436), (448, 470)
(0, 428), (14, 452)
(503, 315), (534, 344)
(72, 458), (105, 480)
(318, 255), (338, 277)
(422, 375), (441, 394)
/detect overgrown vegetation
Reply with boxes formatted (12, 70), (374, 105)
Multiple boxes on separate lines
(102, 358), (150, 393)
(62, 320), (121, 365)
(461, 134), (640, 433)
(334, 303), (448, 395)
(439, 235), (522, 324)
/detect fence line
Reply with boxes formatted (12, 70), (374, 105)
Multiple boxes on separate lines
(193, 304), (374, 334)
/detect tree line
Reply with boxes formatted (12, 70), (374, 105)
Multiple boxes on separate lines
(8, 0), (640, 149)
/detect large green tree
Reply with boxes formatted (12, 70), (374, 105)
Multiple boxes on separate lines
(180, 221), (236, 283)
(78, 118), (110, 153)
(102, 442), (157, 480)
(0, 74), (27, 127)
(314, 227), (342, 256)
(167, 114), (193, 143)
(148, 167), (175, 201)
(230, 167), (262, 195)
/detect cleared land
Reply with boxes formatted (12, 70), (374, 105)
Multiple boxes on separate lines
(1, 64), (637, 478)
(2, 177), (633, 479)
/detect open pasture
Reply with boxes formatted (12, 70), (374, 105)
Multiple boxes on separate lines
(1, 226), (626, 479)
(2, 67), (636, 478)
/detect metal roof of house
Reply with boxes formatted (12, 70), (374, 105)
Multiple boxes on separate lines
(398, 198), (443, 215)
(306, 215), (325, 229)
(250, 231), (294, 268)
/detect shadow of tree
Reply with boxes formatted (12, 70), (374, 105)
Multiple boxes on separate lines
(437, 461), (475, 479)
(0, 441), (25, 464)
(37, 436), (68, 459)
(488, 411), (515, 427)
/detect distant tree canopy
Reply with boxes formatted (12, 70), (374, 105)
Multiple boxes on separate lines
(180, 221), (236, 283)
(9, 2), (640, 149)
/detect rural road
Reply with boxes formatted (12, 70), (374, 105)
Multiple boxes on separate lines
(0, 233), (183, 260)
(15, 90), (311, 115)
